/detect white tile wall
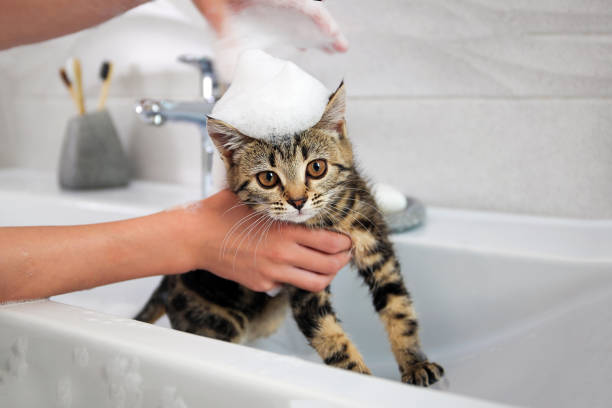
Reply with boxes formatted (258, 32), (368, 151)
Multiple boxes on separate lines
(346, 98), (612, 217)
(0, 0), (611, 218)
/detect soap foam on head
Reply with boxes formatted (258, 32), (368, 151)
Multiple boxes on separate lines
(211, 50), (330, 140)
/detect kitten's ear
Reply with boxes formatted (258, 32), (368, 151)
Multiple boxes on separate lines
(206, 117), (254, 165)
(314, 81), (347, 138)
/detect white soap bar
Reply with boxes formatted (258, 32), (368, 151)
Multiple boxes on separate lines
(211, 50), (330, 140)
(372, 183), (407, 214)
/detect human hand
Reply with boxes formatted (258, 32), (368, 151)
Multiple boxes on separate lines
(180, 189), (352, 292)
(192, 0), (348, 52)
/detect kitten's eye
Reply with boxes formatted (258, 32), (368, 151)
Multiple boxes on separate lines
(306, 159), (327, 179)
(256, 171), (279, 188)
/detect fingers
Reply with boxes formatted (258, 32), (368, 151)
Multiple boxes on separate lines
(331, 32), (349, 52)
(244, 278), (279, 293)
(298, 0), (349, 52)
(290, 226), (352, 254)
(271, 266), (334, 293)
(262, 244), (351, 292)
(288, 245), (351, 275)
(192, 0), (229, 34)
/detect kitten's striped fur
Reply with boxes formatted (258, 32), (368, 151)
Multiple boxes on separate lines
(135, 83), (443, 386)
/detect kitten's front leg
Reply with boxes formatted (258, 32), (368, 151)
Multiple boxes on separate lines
(354, 235), (444, 386)
(288, 287), (371, 375)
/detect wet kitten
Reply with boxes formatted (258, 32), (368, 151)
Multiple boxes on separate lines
(135, 83), (443, 386)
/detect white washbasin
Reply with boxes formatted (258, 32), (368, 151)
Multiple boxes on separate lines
(1, 168), (611, 408)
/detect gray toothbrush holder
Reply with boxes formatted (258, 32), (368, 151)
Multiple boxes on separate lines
(59, 110), (130, 189)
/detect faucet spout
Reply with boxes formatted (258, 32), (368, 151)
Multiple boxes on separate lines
(134, 56), (224, 198)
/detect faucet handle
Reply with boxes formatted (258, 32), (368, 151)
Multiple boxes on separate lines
(135, 99), (165, 126)
(178, 55), (214, 74)
(178, 55), (219, 103)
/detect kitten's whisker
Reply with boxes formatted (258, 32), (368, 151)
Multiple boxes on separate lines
(232, 211), (270, 258)
(220, 210), (265, 258)
(247, 213), (273, 257)
(221, 211), (262, 255)
(232, 213), (271, 273)
(327, 204), (372, 232)
(229, 211), (268, 257)
(222, 202), (256, 215)
(263, 217), (276, 245)
(220, 209), (268, 260)
(222, 200), (278, 215)
(317, 185), (385, 219)
(334, 197), (385, 217)
(337, 205), (378, 227)
(330, 185), (380, 201)
(253, 216), (276, 266)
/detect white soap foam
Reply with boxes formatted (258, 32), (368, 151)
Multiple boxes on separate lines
(211, 49), (329, 140)
(265, 285), (283, 297)
(165, 200), (203, 213)
(215, 1), (346, 82)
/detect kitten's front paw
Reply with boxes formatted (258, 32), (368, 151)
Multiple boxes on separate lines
(345, 360), (372, 375)
(401, 361), (444, 387)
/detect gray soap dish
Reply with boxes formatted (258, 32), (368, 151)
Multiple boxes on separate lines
(385, 196), (426, 234)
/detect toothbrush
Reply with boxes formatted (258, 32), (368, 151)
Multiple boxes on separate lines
(72, 58), (85, 115)
(97, 61), (113, 110)
(59, 68), (81, 113)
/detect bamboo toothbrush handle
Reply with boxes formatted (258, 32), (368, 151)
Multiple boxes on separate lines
(97, 63), (113, 111)
(59, 69), (80, 113)
(73, 59), (85, 115)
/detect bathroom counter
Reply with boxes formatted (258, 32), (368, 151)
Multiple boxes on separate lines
(0, 167), (201, 219)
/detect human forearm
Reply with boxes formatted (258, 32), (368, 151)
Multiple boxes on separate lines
(0, 0), (149, 50)
(0, 210), (194, 302)
(0, 190), (351, 302)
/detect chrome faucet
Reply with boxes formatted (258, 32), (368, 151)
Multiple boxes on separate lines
(135, 55), (223, 197)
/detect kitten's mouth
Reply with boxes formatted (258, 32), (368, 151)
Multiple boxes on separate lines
(288, 212), (316, 223)
(272, 208), (317, 224)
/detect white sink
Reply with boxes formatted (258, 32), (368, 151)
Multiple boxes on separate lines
(1, 168), (610, 408)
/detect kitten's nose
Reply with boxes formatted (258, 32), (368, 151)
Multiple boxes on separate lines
(287, 197), (307, 210)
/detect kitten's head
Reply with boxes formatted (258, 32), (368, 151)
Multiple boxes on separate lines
(207, 82), (353, 224)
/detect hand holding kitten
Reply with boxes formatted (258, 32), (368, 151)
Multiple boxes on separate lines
(175, 189), (353, 293)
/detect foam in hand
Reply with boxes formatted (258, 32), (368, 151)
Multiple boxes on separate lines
(214, 0), (347, 82)
(211, 49), (330, 140)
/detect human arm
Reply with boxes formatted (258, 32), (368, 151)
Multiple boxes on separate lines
(0, 189), (351, 302)
(0, 0), (148, 50)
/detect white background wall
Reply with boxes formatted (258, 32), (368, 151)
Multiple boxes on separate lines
(1, 0), (611, 218)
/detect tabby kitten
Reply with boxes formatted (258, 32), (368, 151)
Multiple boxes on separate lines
(135, 82), (443, 386)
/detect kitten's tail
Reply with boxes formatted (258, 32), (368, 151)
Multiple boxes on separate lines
(134, 277), (169, 323)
